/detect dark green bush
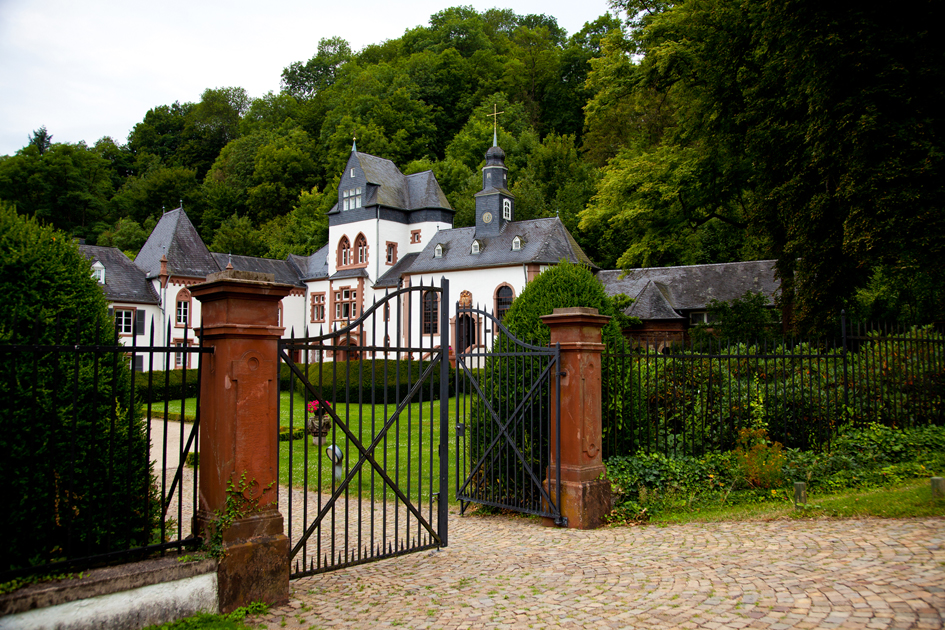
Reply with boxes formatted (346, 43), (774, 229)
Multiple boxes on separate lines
(0, 203), (159, 574)
(464, 261), (632, 500)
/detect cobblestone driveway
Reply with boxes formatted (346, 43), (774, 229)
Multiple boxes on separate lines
(254, 513), (943, 629)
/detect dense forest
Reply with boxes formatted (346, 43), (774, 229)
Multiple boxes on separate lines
(1, 2), (941, 333)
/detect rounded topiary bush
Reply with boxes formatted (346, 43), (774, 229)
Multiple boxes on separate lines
(500, 259), (628, 351)
(0, 201), (158, 575)
(465, 261), (631, 505)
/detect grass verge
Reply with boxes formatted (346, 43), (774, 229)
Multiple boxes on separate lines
(644, 479), (945, 525)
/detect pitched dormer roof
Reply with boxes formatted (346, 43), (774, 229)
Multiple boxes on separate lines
(79, 245), (160, 305)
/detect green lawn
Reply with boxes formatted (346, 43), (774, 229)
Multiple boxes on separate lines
(166, 392), (471, 504)
(642, 479), (945, 524)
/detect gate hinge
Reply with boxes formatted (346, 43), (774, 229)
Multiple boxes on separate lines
(555, 515), (568, 527)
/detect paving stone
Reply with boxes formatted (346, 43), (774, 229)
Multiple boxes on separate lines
(247, 516), (945, 629)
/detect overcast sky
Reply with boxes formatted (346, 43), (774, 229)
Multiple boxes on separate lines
(0, 0), (614, 157)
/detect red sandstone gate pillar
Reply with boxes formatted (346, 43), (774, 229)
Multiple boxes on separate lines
(190, 270), (292, 613)
(541, 307), (612, 529)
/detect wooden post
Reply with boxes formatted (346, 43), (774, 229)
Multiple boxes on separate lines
(191, 270), (292, 613)
(540, 307), (612, 529)
(932, 477), (945, 499)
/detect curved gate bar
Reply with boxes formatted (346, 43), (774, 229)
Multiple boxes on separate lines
(454, 304), (563, 523)
(278, 279), (449, 577)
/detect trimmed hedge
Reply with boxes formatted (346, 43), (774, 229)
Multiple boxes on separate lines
(133, 368), (200, 404)
(279, 359), (455, 404)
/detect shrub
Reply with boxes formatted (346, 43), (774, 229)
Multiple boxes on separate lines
(465, 261), (632, 499)
(0, 202), (158, 574)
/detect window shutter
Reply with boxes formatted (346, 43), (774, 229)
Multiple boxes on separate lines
(135, 309), (146, 335)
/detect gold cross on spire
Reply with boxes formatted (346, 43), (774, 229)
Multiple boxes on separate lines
(488, 104), (504, 145)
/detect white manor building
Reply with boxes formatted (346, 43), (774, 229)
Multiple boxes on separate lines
(81, 138), (593, 369)
(81, 136), (780, 369)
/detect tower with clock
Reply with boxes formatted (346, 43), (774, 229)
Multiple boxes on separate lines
(474, 118), (514, 238)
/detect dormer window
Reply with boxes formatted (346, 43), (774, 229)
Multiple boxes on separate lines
(471, 240), (481, 255)
(91, 261), (105, 284)
(511, 236), (522, 251)
(434, 244), (444, 258)
(503, 199), (512, 221)
(342, 187), (362, 211)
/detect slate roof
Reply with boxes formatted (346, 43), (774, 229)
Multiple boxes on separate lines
(405, 218), (594, 275)
(597, 260), (779, 320)
(135, 208), (219, 279)
(211, 254), (305, 287)
(287, 246), (329, 282)
(79, 245), (160, 305)
(375, 252), (419, 288)
(330, 154), (452, 213)
(330, 268), (370, 280)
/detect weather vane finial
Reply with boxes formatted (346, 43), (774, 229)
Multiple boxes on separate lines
(488, 104), (504, 146)
(351, 135), (357, 152)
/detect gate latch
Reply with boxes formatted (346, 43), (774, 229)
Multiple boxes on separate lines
(456, 422), (465, 437)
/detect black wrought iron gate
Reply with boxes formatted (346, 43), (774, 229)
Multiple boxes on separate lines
(454, 305), (564, 524)
(278, 280), (450, 578)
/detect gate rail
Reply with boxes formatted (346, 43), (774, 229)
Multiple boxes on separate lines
(278, 280), (449, 578)
(454, 305), (563, 523)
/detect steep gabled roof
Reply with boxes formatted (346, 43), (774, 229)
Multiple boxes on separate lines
(210, 254), (305, 287)
(405, 171), (452, 209)
(79, 245), (160, 305)
(598, 260), (779, 317)
(135, 208), (219, 279)
(375, 252), (419, 288)
(340, 153), (451, 211)
(287, 245), (329, 282)
(405, 218), (593, 275)
(626, 281), (684, 321)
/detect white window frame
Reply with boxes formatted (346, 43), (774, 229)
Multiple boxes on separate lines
(503, 199), (512, 221)
(115, 309), (133, 334)
(91, 261), (105, 284)
(434, 244), (443, 258)
(511, 236), (522, 251)
(471, 240), (481, 254)
(176, 299), (189, 327)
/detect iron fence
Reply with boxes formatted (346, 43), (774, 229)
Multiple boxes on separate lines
(0, 314), (210, 581)
(603, 316), (945, 459)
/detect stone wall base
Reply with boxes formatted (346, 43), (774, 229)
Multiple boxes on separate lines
(217, 535), (289, 614)
(542, 478), (612, 529)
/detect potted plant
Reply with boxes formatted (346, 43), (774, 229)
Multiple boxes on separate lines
(306, 400), (332, 445)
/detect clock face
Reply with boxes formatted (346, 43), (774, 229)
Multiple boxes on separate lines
(482, 212), (493, 224)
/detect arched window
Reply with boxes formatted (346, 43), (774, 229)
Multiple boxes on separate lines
(355, 233), (368, 264)
(495, 285), (514, 320)
(175, 287), (192, 327)
(337, 236), (351, 267)
(422, 290), (439, 335)
(503, 198), (512, 221)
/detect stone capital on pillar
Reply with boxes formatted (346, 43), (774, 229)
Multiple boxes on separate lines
(190, 270), (293, 613)
(540, 307), (612, 529)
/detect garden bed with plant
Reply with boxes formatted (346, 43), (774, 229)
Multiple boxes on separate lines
(605, 423), (945, 523)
